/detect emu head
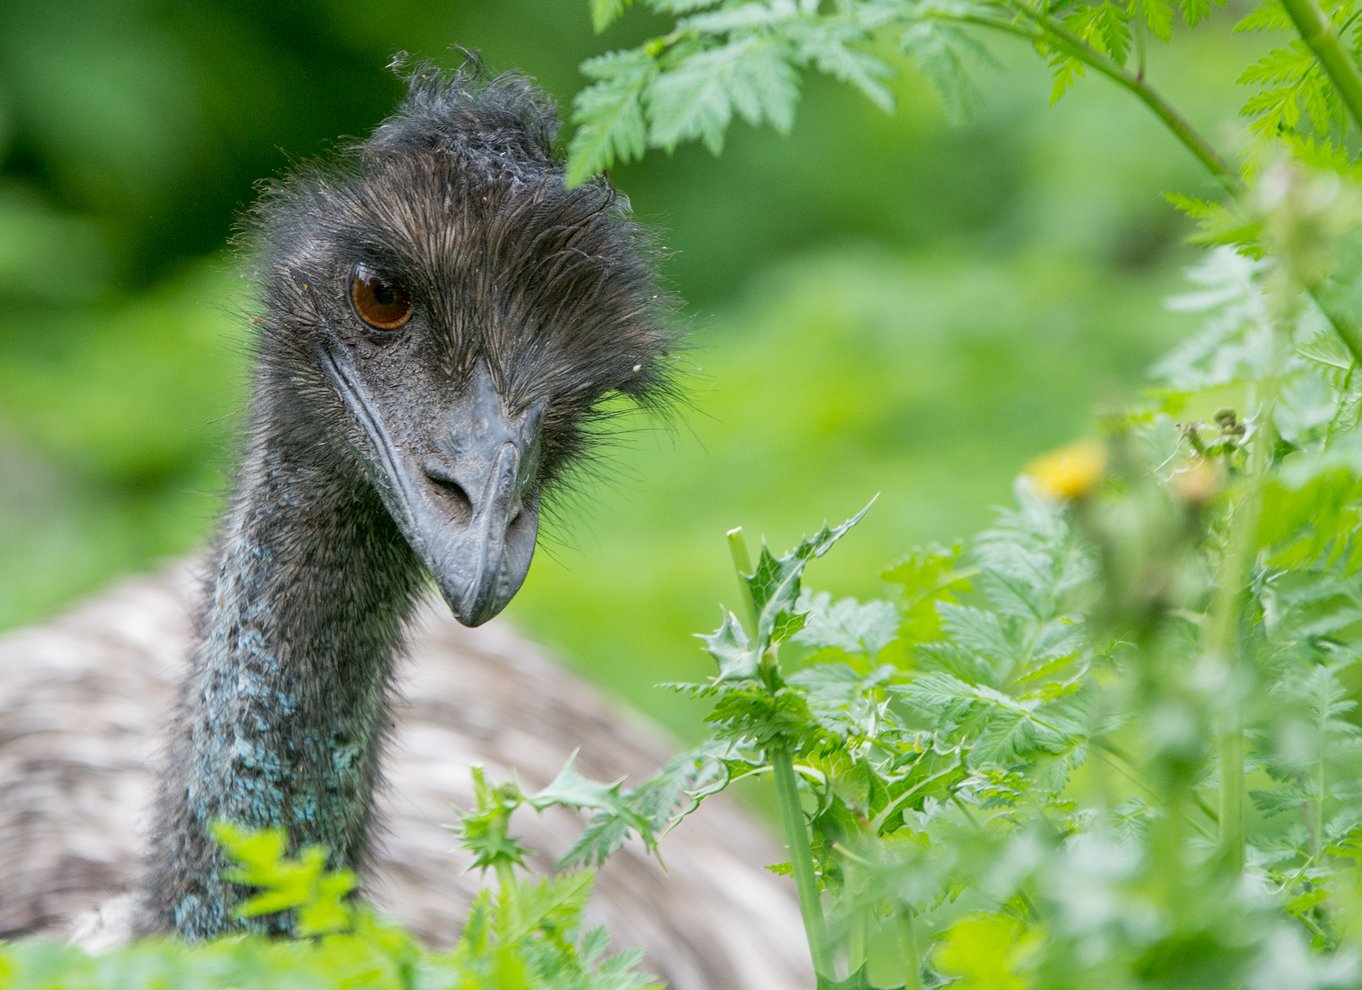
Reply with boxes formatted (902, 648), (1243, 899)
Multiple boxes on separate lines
(247, 68), (675, 626)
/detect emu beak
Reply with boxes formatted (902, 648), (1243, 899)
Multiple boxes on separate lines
(321, 346), (541, 627)
(412, 365), (542, 627)
(414, 368), (542, 626)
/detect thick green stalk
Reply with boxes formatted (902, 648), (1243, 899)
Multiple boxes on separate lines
(900, 911), (924, 990)
(727, 527), (834, 981)
(772, 743), (836, 982)
(1278, 0), (1362, 133)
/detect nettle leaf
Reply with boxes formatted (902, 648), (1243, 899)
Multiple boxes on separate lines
(742, 501), (874, 651)
(569, 48), (658, 184)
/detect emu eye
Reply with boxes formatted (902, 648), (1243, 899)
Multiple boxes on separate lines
(349, 264), (412, 331)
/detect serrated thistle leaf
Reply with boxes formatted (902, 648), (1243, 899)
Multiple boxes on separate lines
(743, 500), (874, 650)
(700, 609), (758, 679)
(529, 752), (627, 813)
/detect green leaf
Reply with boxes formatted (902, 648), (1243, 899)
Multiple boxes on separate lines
(1235, 0), (1293, 32)
(592, 0), (635, 32)
(213, 822), (358, 935)
(1178, 0), (1218, 28)
(700, 609), (758, 679)
(795, 592), (899, 657)
(529, 752), (628, 814)
(647, 37), (801, 154)
(801, 32), (896, 113)
(569, 48), (658, 184)
(933, 912), (1037, 989)
(1142, 0), (1175, 41)
(882, 542), (972, 644)
(742, 500), (873, 650)
(900, 21), (993, 123)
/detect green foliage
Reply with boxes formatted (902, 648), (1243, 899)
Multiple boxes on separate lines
(568, 0), (1247, 181)
(215, 823), (358, 936)
(541, 10), (1362, 986)
(0, 819), (658, 990)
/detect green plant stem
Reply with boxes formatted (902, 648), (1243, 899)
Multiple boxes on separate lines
(1091, 738), (1218, 838)
(727, 525), (834, 980)
(945, 6), (1362, 367)
(1206, 403), (1277, 877)
(950, 4), (1240, 193)
(773, 742), (836, 982)
(900, 911), (924, 990)
(727, 527), (757, 633)
(1278, 0), (1362, 133)
(1204, 489), (1257, 875)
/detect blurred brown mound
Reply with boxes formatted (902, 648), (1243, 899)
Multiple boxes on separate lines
(0, 562), (809, 990)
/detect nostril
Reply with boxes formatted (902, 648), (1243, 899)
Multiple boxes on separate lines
(422, 461), (473, 524)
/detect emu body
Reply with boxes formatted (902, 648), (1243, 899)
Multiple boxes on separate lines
(144, 67), (674, 937)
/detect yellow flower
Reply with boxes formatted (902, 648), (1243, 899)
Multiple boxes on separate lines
(1025, 439), (1108, 501)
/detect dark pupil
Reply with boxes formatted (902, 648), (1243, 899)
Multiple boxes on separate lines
(370, 279), (396, 307)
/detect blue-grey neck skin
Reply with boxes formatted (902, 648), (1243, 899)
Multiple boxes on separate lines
(144, 396), (424, 939)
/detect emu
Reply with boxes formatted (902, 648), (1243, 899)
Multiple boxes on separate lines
(0, 66), (809, 988)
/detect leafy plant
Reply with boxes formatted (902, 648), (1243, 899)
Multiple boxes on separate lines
(0, 817), (658, 990)
(519, 0), (1362, 986)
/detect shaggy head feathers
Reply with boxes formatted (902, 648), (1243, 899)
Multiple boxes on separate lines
(244, 64), (678, 489)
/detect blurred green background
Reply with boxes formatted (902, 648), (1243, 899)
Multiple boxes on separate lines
(0, 1), (1251, 736)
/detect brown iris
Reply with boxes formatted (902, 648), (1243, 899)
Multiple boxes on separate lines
(350, 264), (412, 331)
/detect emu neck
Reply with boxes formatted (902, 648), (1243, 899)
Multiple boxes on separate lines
(149, 419), (423, 938)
